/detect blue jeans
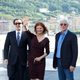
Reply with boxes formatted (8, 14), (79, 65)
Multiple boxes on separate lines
(57, 58), (74, 80)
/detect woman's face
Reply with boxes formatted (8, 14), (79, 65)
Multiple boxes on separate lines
(35, 25), (44, 34)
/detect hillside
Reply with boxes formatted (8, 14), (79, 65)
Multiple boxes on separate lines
(0, 0), (80, 20)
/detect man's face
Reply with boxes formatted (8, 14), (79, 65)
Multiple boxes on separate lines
(14, 19), (23, 31)
(60, 22), (68, 32)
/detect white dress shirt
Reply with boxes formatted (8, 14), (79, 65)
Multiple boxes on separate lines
(16, 30), (22, 41)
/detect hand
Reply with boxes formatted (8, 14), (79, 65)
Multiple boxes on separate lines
(22, 16), (29, 27)
(4, 59), (8, 65)
(22, 16), (29, 31)
(69, 66), (75, 72)
(34, 57), (42, 62)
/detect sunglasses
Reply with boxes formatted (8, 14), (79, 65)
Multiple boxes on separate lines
(14, 23), (22, 25)
(60, 23), (67, 26)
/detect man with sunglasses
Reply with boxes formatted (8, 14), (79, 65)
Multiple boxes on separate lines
(3, 18), (30, 80)
(53, 19), (78, 80)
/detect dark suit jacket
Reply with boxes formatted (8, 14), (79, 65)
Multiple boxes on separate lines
(4, 31), (29, 66)
(53, 30), (78, 68)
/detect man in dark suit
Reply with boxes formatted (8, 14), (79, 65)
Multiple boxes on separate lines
(4, 19), (30, 80)
(53, 19), (78, 80)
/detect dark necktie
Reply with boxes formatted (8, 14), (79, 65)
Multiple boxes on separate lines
(17, 32), (20, 45)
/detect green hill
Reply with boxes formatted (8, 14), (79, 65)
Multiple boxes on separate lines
(0, 0), (80, 20)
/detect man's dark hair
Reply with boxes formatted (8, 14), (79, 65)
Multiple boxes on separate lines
(13, 18), (19, 24)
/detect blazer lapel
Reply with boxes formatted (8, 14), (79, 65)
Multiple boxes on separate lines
(12, 31), (18, 46)
(61, 30), (69, 45)
(56, 33), (61, 44)
(19, 32), (25, 46)
(19, 32), (23, 45)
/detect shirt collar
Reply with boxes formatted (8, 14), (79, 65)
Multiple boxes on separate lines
(16, 30), (22, 34)
(61, 30), (68, 36)
(64, 30), (68, 35)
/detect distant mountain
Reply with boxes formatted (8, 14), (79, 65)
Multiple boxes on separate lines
(0, 0), (80, 19)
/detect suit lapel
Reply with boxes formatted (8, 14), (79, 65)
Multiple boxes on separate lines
(61, 30), (69, 45)
(12, 31), (18, 46)
(19, 32), (23, 45)
(56, 33), (61, 44)
(19, 32), (25, 46)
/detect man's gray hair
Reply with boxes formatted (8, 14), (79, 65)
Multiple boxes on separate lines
(60, 19), (69, 25)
